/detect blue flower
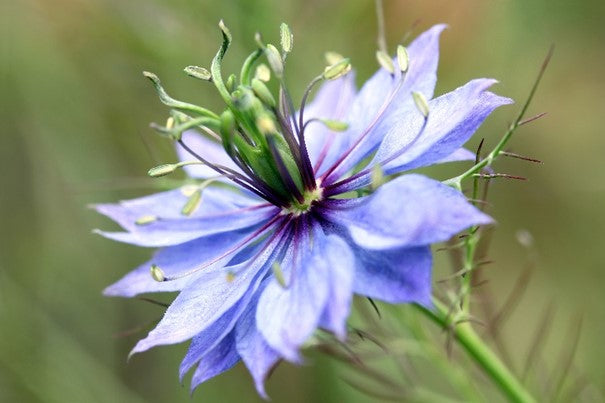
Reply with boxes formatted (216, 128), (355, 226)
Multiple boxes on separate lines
(96, 24), (511, 397)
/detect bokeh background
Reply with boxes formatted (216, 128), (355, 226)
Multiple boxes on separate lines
(2, 0), (605, 401)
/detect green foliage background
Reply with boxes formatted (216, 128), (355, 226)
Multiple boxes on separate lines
(2, 0), (604, 401)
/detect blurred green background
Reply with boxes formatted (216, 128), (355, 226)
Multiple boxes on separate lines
(2, 0), (605, 401)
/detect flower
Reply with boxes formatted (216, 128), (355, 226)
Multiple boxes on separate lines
(95, 22), (511, 397)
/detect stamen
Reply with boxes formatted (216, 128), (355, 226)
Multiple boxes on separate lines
(324, 112), (430, 196)
(265, 44), (284, 79)
(150, 264), (165, 282)
(376, 50), (395, 74)
(280, 23), (293, 55)
(147, 161), (204, 178)
(320, 64), (408, 182)
(302, 118), (349, 133)
(397, 45), (409, 73)
(181, 189), (202, 216)
(184, 66), (212, 81)
(412, 91), (430, 118)
(159, 213), (287, 282)
(322, 58), (352, 80)
(296, 75), (325, 189)
(135, 215), (158, 226)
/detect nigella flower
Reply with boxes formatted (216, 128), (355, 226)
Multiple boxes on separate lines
(96, 22), (511, 397)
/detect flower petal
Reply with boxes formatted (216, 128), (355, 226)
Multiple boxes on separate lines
(437, 147), (476, 164)
(352, 245), (432, 306)
(318, 236), (355, 340)
(103, 229), (257, 297)
(129, 233), (282, 354)
(323, 25), (446, 181)
(235, 280), (280, 399)
(179, 300), (245, 382)
(189, 332), (241, 393)
(95, 186), (276, 247)
(176, 130), (243, 178)
(321, 174), (492, 250)
(256, 225), (354, 361)
(374, 79), (513, 174)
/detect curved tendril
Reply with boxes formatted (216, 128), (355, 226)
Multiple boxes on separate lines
(143, 72), (220, 119)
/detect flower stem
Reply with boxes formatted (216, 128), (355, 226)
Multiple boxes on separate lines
(415, 299), (536, 403)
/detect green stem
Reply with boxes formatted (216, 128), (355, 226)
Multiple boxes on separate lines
(416, 300), (536, 403)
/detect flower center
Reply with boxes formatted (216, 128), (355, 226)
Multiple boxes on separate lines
(285, 186), (323, 216)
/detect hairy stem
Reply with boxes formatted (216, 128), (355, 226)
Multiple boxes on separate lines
(415, 299), (536, 403)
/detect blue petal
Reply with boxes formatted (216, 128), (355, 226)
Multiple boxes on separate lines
(323, 25), (446, 181)
(300, 73), (357, 173)
(318, 236), (355, 340)
(103, 229), (258, 297)
(321, 174), (492, 250)
(437, 147), (476, 164)
(176, 130), (244, 178)
(129, 233), (282, 354)
(374, 79), (513, 174)
(189, 332), (241, 393)
(179, 299), (246, 382)
(95, 186), (276, 247)
(235, 280), (280, 399)
(256, 225), (354, 361)
(352, 245), (432, 306)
